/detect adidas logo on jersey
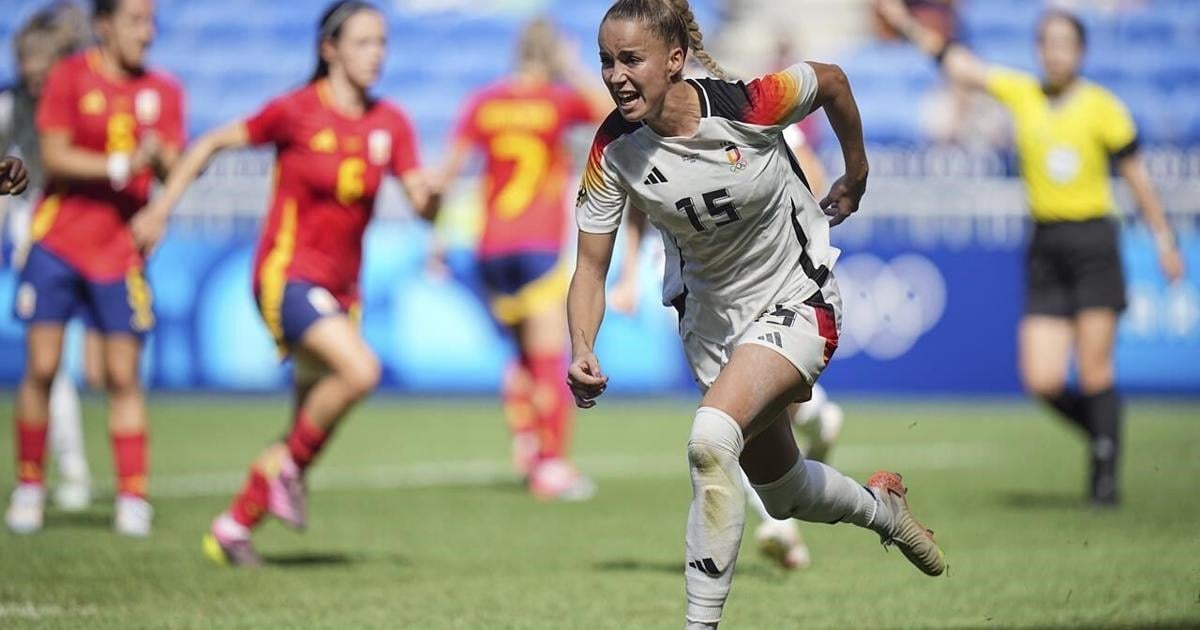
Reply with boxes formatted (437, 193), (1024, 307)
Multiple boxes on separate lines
(688, 557), (720, 576)
(643, 167), (668, 185)
(757, 332), (783, 348)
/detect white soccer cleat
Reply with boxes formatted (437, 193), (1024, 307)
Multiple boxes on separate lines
(754, 519), (811, 570)
(114, 495), (153, 538)
(6, 483), (46, 535)
(54, 452), (92, 512)
(867, 471), (946, 577)
(54, 480), (92, 512)
(530, 458), (597, 502)
(797, 402), (844, 463)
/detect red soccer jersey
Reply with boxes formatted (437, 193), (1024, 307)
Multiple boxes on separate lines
(247, 81), (419, 306)
(32, 49), (184, 281)
(453, 80), (595, 257)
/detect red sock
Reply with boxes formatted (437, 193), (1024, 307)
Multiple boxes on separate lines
(112, 432), (148, 498)
(229, 469), (269, 529)
(15, 419), (48, 485)
(528, 354), (572, 461)
(503, 359), (536, 436)
(285, 411), (330, 471)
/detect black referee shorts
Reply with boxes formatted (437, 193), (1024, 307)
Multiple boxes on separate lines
(1025, 218), (1127, 317)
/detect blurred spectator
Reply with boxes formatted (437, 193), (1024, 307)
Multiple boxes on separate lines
(712, 0), (872, 77)
(919, 77), (1011, 150)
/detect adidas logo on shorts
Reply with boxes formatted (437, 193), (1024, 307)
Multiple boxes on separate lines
(757, 332), (783, 348)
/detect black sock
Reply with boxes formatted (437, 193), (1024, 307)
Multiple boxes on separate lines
(1042, 390), (1092, 437)
(1083, 387), (1121, 504)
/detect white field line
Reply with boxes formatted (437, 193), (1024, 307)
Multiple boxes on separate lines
(107, 443), (998, 500)
(0, 603), (98, 619)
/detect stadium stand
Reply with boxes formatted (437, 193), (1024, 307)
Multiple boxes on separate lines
(1, 0), (1195, 150)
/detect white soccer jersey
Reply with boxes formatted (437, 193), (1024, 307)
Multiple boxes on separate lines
(577, 62), (838, 346)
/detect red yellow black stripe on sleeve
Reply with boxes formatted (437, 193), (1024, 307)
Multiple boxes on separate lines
(742, 69), (803, 126)
(582, 112), (639, 196)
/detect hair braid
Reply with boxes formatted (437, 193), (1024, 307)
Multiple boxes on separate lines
(666, 0), (727, 80)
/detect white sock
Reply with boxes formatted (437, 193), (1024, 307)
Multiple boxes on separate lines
(49, 373), (89, 484)
(751, 455), (880, 529)
(685, 407), (746, 627)
(742, 471), (788, 527)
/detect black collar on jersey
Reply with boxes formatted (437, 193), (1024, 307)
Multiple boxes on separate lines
(685, 78), (711, 118)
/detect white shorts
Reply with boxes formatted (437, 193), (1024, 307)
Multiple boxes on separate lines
(682, 278), (842, 393)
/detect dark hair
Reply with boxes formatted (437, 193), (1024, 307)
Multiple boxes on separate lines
(1038, 10), (1087, 50)
(602, 0), (726, 79)
(16, 3), (87, 63)
(310, 0), (379, 83)
(93, 0), (118, 19)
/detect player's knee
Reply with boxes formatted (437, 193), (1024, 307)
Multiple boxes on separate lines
(24, 353), (60, 389)
(1077, 360), (1114, 394)
(1020, 369), (1064, 399)
(340, 352), (380, 400)
(84, 364), (106, 392)
(24, 363), (57, 389)
(687, 407), (744, 472)
(103, 359), (141, 396)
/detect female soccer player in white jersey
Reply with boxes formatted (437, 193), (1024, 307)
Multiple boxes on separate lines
(568, 1), (946, 626)
(612, 205), (844, 571)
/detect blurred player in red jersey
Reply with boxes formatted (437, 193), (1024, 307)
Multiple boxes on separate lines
(439, 19), (611, 501)
(138, 0), (438, 565)
(6, 0), (183, 537)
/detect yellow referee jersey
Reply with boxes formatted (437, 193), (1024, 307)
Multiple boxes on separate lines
(986, 67), (1139, 223)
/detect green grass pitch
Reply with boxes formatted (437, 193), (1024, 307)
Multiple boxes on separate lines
(0, 396), (1197, 628)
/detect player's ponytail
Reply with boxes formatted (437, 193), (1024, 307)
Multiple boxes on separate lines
(310, 0), (378, 83)
(517, 19), (559, 77)
(602, 0), (727, 80)
(665, 0), (726, 80)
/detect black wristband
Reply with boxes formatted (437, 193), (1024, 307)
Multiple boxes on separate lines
(935, 40), (959, 66)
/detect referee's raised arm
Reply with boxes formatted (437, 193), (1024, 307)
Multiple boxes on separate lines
(875, 0), (991, 90)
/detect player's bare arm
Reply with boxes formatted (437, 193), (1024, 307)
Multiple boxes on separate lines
(808, 62), (868, 226)
(436, 138), (472, 195)
(874, 0), (991, 90)
(0, 156), (28, 196)
(400, 169), (440, 223)
(131, 121), (251, 254)
(138, 131), (181, 183)
(567, 229), (617, 408)
(41, 130), (123, 182)
(1116, 153), (1184, 283)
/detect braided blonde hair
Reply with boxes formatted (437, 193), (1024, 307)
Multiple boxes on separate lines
(665, 0), (727, 79)
(602, 0), (728, 80)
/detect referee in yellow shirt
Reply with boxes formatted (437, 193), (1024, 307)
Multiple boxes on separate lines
(877, 1), (1184, 506)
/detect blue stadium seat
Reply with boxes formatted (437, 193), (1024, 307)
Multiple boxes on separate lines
(853, 84), (925, 145)
(837, 42), (940, 93)
(0, 0), (1194, 152)
(1113, 10), (1177, 45)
